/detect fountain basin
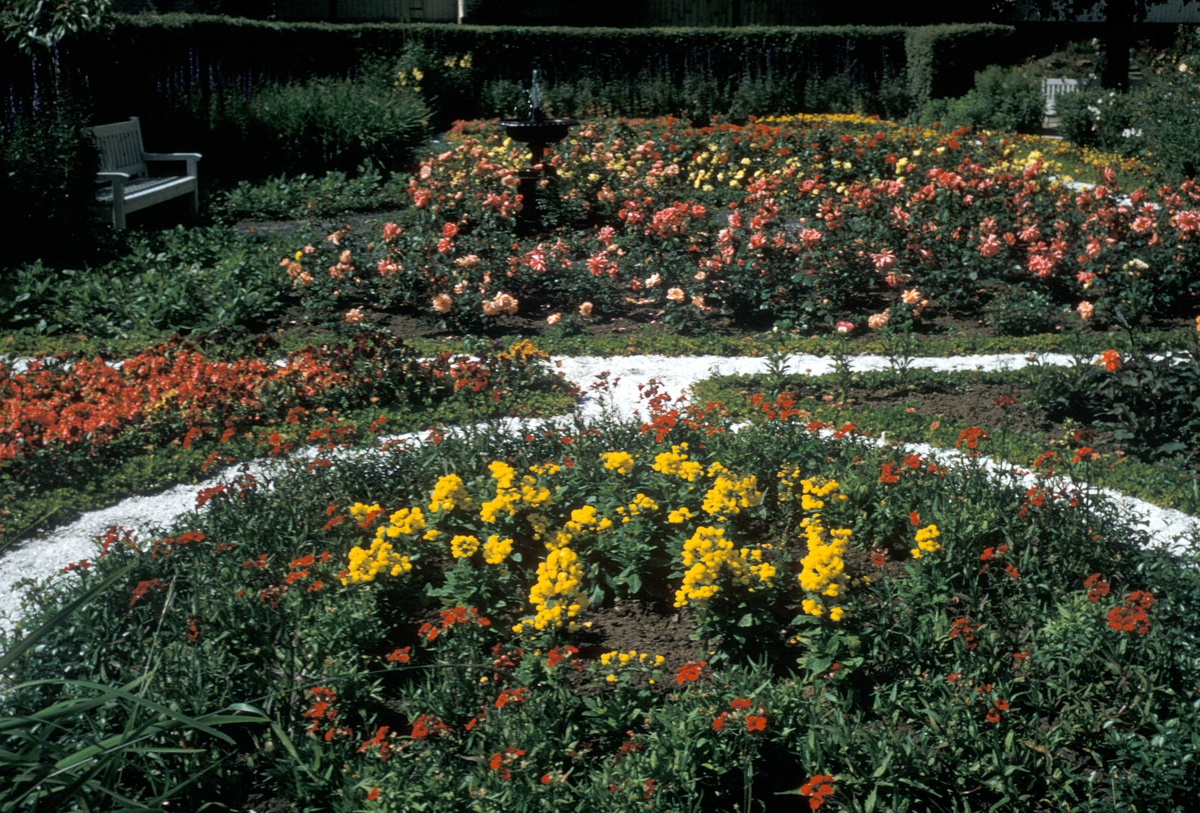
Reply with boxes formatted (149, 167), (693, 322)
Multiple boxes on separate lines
(495, 119), (578, 144)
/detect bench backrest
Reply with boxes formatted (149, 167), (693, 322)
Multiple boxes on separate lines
(93, 117), (147, 179)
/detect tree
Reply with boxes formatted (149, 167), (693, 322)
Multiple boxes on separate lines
(1, 0), (113, 54)
(995, 0), (1149, 89)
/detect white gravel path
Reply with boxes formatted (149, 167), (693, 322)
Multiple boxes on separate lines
(3, 352), (1197, 635)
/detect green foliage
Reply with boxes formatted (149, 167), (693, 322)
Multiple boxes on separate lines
(211, 164), (411, 222)
(0, 98), (101, 269)
(0, 0), (112, 52)
(3, 402), (1198, 810)
(918, 64), (1046, 133)
(983, 285), (1064, 336)
(1056, 87), (1146, 155)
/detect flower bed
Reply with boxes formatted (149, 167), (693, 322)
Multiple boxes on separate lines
(0, 334), (573, 545)
(272, 115), (1200, 339)
(3, 384), (1198, 811)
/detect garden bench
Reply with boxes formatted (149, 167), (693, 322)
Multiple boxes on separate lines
(92, 117), (201, 230)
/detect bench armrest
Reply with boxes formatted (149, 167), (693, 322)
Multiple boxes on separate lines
(144, 152), (201, 177)
(96, 171), (132, 184)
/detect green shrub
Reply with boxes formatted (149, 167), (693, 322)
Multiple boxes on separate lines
(983, 286), (1063, 336)
(1056, 87), (1147, 155)
(0, 99), (101, 269)
(917, 64), (1044, 133)
(211, 163), (411, 222)
(244, 77), (430, 175)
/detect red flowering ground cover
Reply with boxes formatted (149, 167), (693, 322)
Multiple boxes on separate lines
(0, 333), (565, 541)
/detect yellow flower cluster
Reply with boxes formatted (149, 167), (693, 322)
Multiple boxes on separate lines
(600, 451), (636, 474)
(343, 537), (413, 584)
(441, 53), (473, 70)
(910, 524), (941, 559)
(496, 338), (546, 365)
(450, 534), (480, 559)
(551, 505), (613, 550)
(479, 461), (549, 522)
(797, 515), (852, 620)
(674, 526), (776, 608)
(651, 443), (704, 481)
(379, 507), (426, 538)
(482, 534), (514, 565)
(517, 547), (587, 633)
(428, 473), (474, 514)
(779, 467), (845, 511)
(701, 474), (762, 519)
(598, 649), (665, 682)
(615, 493), (659, 522)
(349, 502), (381, 521)
(667, 506), (696, 524)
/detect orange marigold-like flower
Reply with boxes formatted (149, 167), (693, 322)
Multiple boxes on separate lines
(676, 661), (707, 684)
(799, 775), (835, 810)
(1100, 349), (1121, 372)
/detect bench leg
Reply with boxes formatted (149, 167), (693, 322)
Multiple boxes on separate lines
(191, 186), (199, 222)
(113, 195), (126, 231)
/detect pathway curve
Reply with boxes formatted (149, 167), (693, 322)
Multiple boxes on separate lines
(3, 352), (1197, 634)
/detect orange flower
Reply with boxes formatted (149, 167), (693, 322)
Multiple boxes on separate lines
(1100, 349), (1121, 372)
(745, 714), (768, 732)
(676, 661), (707, 684)
(367, 787), (380, 801)
(799, 775), (835, 810)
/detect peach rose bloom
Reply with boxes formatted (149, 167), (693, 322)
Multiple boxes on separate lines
(666, 287), (686, 303)
(1077, 301), (1094, 321)
(578, 302), (593, 316)
(867, 310), (890, 329)
(344, 308), (365, 324)
(433, 294), (453, 313)
(547, 313), (562, 325)
(901, 289), (922, 306)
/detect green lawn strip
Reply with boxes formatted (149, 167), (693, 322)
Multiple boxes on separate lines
(0, 389), (576, 554)
(692, 369), (1200, 517)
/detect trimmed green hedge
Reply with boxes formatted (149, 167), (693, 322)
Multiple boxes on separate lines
(48, 14), (1014, 127)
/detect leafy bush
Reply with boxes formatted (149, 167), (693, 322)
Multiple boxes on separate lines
(210, 163), (411, 222)
(917, 64), (1045, 133)
(6, 226), (287, 339)
(1056, 88), (1146, 156)
(983, 285), (1063, 336)
(243, 77), (430, 175)
(0, 98), (100, 268)
(1030, 345), (1200, 463)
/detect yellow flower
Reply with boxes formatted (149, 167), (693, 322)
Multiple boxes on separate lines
(428, 473), (473, 514)
(600, 451), (636, 474)
(450, 534), (480, 559)
(911, 524), (942, 559)
(482, 534), (513, 565)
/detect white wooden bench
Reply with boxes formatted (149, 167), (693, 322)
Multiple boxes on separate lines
(92, 117), (201, 230)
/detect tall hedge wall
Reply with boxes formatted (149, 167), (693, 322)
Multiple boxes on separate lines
(2, 14), (1016, 136)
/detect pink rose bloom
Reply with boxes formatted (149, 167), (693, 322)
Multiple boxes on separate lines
(433, 294), (453, 313)
(978, 233), (1002, 258)
(578, 302), (593, 316)
(666, 287), (685, 303)
(1076, 270), (1096, 289)
(382, 222), (401, 242)
(644, 273), (661, 288)
(547, 313), (562, 325)
(871, 249), (896, 271)
(835, 321), (855, 334)
(1077, 301), (1095, 321)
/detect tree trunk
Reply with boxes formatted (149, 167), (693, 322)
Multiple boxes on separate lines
(1102, 0), (1136, 90)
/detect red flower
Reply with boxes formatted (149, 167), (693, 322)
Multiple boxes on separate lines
(385, 646), (411, 663)
(729, 697), (752, 711)
(712, 714), (727, 731)
(799, 775), (835, 810)
(745, 715), (768, 732)
(986, 707), (1001, 724)
(879, 462), (900, 484)
(871, 549), (887, 567)
(1084, 573), (1110, 603)
(676, 661), (707, 684)
(955, 426), (988, 450)
(366, 787), (380, 801)
(908, 510), (920, 525)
